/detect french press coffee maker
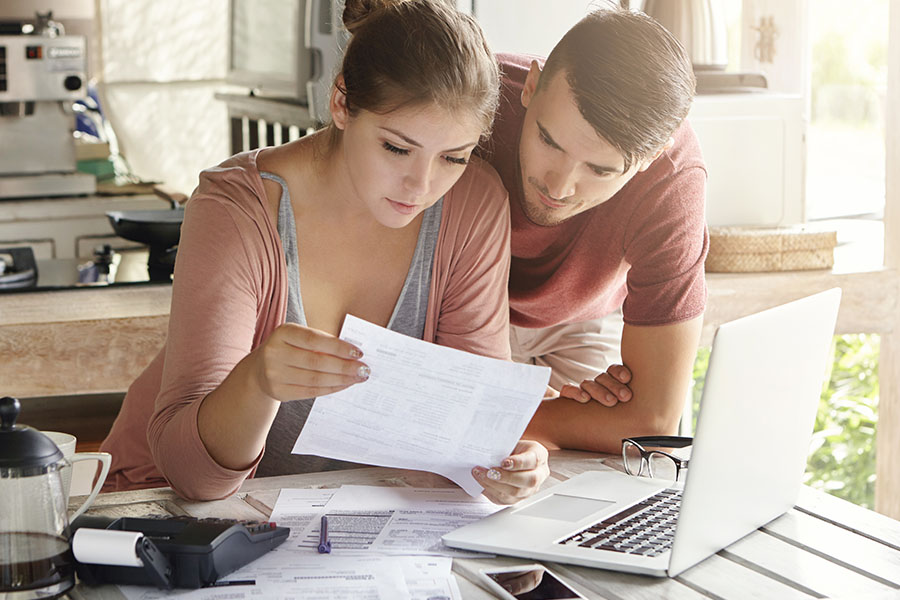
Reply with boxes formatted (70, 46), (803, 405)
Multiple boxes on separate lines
(0, 397), (76, 599)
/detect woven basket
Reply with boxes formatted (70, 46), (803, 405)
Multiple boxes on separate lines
(707, 226), (837, 273)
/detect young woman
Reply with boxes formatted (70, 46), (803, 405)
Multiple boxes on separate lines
(101, 0), (549, 505)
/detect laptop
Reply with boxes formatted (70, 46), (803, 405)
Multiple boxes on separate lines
(443, 288), (842, 577)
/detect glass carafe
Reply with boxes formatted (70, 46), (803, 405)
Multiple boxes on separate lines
(0, 397), (75, 600)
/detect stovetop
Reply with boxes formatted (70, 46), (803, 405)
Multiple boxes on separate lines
(0, 247), (171, 293)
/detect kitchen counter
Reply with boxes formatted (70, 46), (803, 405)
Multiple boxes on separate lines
(3, 226), (894, 397)
(0, 284), (171, 397)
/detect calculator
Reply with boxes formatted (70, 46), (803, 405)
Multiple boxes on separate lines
(71, 514), (290, 589)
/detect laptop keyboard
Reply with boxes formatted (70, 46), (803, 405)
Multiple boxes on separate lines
(558, 488), (682, 557)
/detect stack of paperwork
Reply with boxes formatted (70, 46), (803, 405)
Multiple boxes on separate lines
(119, 486), (504, 600)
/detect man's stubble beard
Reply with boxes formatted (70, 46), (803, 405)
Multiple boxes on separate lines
(517, 182), (572, 227)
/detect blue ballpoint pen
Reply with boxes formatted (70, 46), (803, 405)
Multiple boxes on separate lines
(317, 515), (332, 554)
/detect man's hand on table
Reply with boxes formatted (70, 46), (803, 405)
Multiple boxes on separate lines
(473, 440), (549, 504)
(558, 364), (633, 406)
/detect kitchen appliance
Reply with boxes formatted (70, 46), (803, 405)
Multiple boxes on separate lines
(0, 396), (75, 599)
(643, 0), (768, 94)
(643, 0), (728, 71)
(0, 247), (37, 290)
(227, 0), (348, 124)
(0, 13), (95, 200)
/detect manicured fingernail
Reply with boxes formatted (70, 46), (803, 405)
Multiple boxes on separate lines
(350, 348), (363, 359)
(357, 365), (370, 379)
(472, 467), (485, 478)
(487, 468), (502, 481)
(619, 389), (629, 398)
(581, 392), (590, 402)
(501, 458), (514, 469)
(607, 393), (616, 403)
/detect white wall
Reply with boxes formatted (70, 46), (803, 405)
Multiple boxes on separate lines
(95, 0), (231, 195)
(469, 0), (605, 57)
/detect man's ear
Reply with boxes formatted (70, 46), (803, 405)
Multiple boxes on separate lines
(520, 60), (542, 108)
(637, 137), (675, 172)
(330, 75), (350, 130)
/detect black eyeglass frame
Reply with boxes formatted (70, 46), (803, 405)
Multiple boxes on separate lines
(621, 436), (693, 481)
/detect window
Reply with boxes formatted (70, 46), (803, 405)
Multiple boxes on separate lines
(806, 0), (889, 220)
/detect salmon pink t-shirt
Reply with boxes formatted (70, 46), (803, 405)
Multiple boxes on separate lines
(487, 53), (709, 329)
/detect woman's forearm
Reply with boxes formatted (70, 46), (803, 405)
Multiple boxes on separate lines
(197, 353), (281, 471)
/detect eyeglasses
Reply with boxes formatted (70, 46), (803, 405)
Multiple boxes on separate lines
(622, 436), (693, 481)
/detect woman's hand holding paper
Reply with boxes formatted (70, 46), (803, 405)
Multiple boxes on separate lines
(248, 323), (370, 401)
(473, 439), (550, 505)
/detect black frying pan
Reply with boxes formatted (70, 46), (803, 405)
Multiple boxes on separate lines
(106, 209), (184, 250)
(107, 209), (185, 281)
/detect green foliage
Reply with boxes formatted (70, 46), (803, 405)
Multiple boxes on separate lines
(806, 334), (879, 509)
(689, 347), (709, 433)
(690, 334), (879, 509)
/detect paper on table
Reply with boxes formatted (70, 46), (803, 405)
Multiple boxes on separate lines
(215, 556), (457, 600)
(400, 556), (462, 600)
(293, 315), (551, 495)
(117, 555), (411, 600)
(115, 491), (466, 600)
(287, 485), (502, 557)
(268, 488), (335, 548)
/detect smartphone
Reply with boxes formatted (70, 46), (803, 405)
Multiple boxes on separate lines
(477, 564), (587, 600)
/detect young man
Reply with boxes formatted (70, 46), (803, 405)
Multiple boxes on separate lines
(485, 9), (709, 453)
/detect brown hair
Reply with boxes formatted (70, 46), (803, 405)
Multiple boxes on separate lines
(328, 0), (499, 140)
(540, 9), (695, 171)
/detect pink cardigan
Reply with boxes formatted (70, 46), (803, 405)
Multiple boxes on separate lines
(100, 150), (512, 500)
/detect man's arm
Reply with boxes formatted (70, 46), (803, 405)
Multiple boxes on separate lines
(524, 316), (702, 453)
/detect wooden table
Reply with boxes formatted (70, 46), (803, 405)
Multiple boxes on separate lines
(66, 450), (900, 600)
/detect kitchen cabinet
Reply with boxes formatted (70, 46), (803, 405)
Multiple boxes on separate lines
(689, 93), (806, 227)
(0, 192), (166, 259)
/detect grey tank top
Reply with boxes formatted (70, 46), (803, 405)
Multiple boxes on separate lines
(255, 171), (443, 477)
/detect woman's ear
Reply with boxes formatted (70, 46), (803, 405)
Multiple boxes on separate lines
(330, 75), (350, 130)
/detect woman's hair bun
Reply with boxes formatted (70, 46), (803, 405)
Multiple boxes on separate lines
(342, 0), (407, 34)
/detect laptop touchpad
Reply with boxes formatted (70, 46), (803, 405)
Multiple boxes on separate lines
(515, 494), (614, 521)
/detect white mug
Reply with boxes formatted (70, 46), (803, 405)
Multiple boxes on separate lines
(42, 431), (111, 520)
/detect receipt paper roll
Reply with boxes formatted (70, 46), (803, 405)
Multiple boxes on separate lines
(72, 528), (145, 567)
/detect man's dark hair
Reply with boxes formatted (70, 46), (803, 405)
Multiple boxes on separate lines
(540, 9), (695, 171)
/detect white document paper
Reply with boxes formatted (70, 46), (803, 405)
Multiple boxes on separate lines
(400, 556), (461, 600)
(118, 555), (411, 600)
(137, 556), (457, 600)
(268, 488), (336, 545)
(287, 485), (501, 557)
(115, 489), (468, 600)
(293, 315), (551, 495)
